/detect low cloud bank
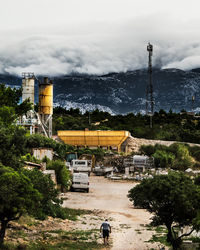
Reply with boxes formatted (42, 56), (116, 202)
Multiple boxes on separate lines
(0, 17), (200, 76)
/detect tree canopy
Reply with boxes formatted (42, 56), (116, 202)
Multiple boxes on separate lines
(128, 172), (200, 249)
(0, 84), (32, 121)
(140, 143), (195, 170)
(53, 106), (200, 144)
(0, 166), (41, 245)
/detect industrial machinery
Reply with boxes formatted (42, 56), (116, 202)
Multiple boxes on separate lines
(38, 77), (53, 137)
(79, 154), (96, 169)
(57, 130), (130, 153)
(19, 73), (37, 134)
(20, 73), (53, 138)
(132, 155), (154, 172)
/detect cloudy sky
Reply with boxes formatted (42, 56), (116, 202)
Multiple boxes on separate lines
(0, 0), (200, 76)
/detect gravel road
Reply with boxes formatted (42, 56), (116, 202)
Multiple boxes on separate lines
(63, 175), (162, 250)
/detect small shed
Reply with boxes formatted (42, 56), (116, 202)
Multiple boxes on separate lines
(33, 148), (53, 161)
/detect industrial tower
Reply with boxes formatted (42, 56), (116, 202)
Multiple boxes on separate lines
(21, 72), (37, 134)
(146, 43), (154, 128)
(21, 74), (53, 138)
(38, 77), (53, 138)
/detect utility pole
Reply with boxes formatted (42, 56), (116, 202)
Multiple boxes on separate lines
(89, 111), (91, 125)
(192, 95), (195, 113)
(146, 43), (154, 128)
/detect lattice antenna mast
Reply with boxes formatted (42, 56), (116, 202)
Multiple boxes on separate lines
(147, 43), (154, 128)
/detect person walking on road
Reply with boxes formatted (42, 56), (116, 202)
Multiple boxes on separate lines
(100, 219), (111, 245)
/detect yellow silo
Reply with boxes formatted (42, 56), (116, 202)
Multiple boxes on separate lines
(38, 77), (53, 138)
(39, 77), (53, 115)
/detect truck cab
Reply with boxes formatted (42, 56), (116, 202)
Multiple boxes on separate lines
(71, 159), (91, 175)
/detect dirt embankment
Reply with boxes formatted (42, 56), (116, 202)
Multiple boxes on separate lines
(124, 136), (200, 153)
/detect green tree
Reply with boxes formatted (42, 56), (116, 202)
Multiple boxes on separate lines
(0, 126), (27, 168)
(194, 175), (200, 186)
(47, 160), (71, 192)
(170, 144), (193, 170)
(153, 150), (175, 168)
(0, 166), (41, 246)
(22, 169), (67, 219)
(0, 106), (16, 125)
(0, 84), (32, 117)
(128, 172), (200, 249)
(140, 145), (155, 156)
(26, 134), (74, 159)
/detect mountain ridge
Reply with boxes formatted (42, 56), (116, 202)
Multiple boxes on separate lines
(1, 68), (200, 114)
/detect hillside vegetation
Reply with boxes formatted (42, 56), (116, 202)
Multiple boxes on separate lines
(53, 107), (200, 144)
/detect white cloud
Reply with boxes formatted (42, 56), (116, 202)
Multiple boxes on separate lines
(0, 0), (200, 76)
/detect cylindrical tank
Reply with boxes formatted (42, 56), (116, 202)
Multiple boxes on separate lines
(22, 73), (35, 104)
(39, 77), (53, 115)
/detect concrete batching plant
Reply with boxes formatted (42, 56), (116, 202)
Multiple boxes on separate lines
(20, 73), (53, 138)
(38, 77), (53, 137)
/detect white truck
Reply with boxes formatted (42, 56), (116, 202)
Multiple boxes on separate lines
(70, 173), (89, 193)
(71, 159), (91, 175)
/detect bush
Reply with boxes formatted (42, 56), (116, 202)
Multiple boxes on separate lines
(26, 134), (74, 159)
(153, 150), (175, 168)
(140, 145), (155, 156)
(47, 160), (71, 192)
(22, 169), (66, 220)
(194, 175), (200, 186)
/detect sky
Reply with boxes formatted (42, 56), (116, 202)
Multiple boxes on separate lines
(0, 0), (200, 76)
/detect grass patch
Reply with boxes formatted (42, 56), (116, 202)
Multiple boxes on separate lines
(148, 234), (169, 246)
(13, 230), (28, 238)
(63, 208), (92, 221)
(30, 229), (102, 250)
(3, 229), (102, 250)
(0, 242), (17, 250)
(155, 226), (167, 234)
(186, 237), (200, 243)
(18, 214), (40, 227)
(119, 224), (131, 229)
(29, 240), (102, 250)
(145, 224), (154, 231)
(135, 229), (142, 234)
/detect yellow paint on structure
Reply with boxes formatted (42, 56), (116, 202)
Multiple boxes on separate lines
(57, 130), (130, 152)
(39, 84), (53, 115)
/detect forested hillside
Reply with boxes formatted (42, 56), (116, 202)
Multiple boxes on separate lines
(53, 107), (200, 144)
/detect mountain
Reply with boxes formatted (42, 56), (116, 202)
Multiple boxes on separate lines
(1, 68), (200, 114)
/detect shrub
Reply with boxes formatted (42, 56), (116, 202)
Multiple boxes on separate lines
(47, 160), (71, 192)
(22, 168), (66, 220)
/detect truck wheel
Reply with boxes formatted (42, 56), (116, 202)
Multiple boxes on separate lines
(70, 186), (74, 192)
(86, 188), (89, 193)
(88, 172), (90, 176)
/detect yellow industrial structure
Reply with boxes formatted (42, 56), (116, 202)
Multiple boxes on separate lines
(39, 77), (53, 115)
(57, 130), (130, 152)
(38, 77), (53, 137)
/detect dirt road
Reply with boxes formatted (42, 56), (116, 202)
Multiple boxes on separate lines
(63, 175), (161, 250)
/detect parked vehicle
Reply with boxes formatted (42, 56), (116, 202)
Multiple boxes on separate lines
(93, 166), (113, 176)
(132, 155), (154, 172)
(70, 173), (89, 193)
(71, 159), (91, 175)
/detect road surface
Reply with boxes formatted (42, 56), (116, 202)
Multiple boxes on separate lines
(63, 175), (161, 250)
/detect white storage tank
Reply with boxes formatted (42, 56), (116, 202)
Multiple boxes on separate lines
(22, 72), (35, 104)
